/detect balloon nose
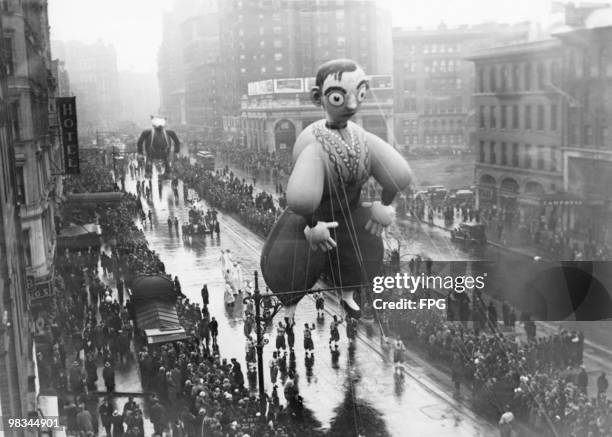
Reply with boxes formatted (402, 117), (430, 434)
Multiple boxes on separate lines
(346, 94), (357, 109)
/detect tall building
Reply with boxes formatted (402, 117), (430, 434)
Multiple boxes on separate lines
(1, 0), (57, 426)
(554, 18), (612, 253)
(118, 71), (160, 128)
(52, 40), (121, 134)
(219, 0), (392, 119)
(469, 4), (612, 256)
(470, 39), (565, 228)
(158, 0), (210, 126)
(182, 11), (222, 139)
(392, 23), (530, 152)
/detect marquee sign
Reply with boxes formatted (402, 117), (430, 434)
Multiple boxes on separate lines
(57, 97), (80, 174)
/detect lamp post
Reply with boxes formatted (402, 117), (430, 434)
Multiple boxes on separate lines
(253, 271), (267, 416)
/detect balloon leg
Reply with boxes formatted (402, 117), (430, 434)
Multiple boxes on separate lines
(341, 290), (361, 319)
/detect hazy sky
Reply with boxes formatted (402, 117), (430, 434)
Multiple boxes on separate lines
(48, 0), (559, 74)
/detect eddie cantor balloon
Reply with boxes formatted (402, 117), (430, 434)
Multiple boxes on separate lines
(261, 59), (413, 320)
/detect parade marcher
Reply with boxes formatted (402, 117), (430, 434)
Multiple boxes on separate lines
(270, 351), (279, 384)
(577, 366), (588, 395)
(393, 336), (405, 374)
(112, 410), (124, 437)
(99, 397), (113, 437)
(329, 315), (342, 347)
(598, 372), (609, 396)
(201, 284), (209, 307)
(315, 292), (325, 318)
(303, 323), (315, 356)
(103, 361), (116, 392)
(346, 318), (357, 344)
(285, 317), (295, 351)
(76, 405), (94, 436)
(209, 317), (218, 345)
(275, 321), (287, 353)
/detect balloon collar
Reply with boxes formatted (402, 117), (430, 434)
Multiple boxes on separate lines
(325, 120), (347, 130)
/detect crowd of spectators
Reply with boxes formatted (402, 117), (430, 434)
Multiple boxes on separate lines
(373, 278), (609, 436)
(211, 143), (292, 183)
(173, 158), (283, 238)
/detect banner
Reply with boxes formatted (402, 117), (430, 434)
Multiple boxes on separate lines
(57, 97), (79, 174)
(274, 78), (303, 93)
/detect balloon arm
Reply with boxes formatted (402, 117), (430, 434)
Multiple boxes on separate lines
(286, 144), (325, 216)
(367, 132), (413, 195)
(381, 188), (396, 206)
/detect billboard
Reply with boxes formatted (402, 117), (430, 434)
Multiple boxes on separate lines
(57, 97), (80, 174)
(274, 78), (304, 93)
(368, 75), (393, 90)
(304, 77), (316, 92)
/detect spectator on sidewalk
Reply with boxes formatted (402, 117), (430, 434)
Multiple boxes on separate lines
(498, 405), (515, 437)
(103, 361), (116, 392)
(577, 366), (588, 395)
(99, 397), (113, 437)
(598, 372), (609, 396)
(76, 404), (94, 436)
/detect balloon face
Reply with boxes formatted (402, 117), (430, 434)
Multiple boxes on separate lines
(320, 67), (368, 125)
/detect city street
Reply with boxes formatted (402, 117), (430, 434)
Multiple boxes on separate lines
(127, 167), (498, 436)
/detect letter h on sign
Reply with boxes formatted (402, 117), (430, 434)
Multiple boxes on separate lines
(57, 97), (80, 174)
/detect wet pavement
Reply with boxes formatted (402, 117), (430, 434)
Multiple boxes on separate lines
(125, 165), (498, 436)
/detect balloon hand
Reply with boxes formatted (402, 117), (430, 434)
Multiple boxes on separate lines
(365, 201), (394, 236)
(304, 221), (339, 252)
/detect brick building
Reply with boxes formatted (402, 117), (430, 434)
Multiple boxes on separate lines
(392, 23), (530, 153)
(219, 0), (392, 124)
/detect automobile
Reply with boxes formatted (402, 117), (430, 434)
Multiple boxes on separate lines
(450, 222), (487, 245)
(196, 151), (215, 171)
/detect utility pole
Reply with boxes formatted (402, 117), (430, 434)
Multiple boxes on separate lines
(253, 270), (267, 417)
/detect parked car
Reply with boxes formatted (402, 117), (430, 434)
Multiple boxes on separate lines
(450, 222), (487, 245)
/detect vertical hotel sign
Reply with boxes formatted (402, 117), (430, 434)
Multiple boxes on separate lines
(57, 97), (80, 174)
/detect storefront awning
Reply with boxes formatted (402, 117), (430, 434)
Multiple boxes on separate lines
(134, 300), (182, 331)
(144, 328), (189, 345)
(66, 192), (123, 205)
(57, 223), (101, 250)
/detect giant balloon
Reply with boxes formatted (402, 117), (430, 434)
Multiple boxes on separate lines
(261, 59), (413, 320)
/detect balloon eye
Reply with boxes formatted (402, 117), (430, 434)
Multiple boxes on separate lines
(328, 92), (345, 107)
(357, 87), (367, 102)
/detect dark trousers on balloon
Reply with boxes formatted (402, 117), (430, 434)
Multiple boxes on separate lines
(260, 206), (383, 308)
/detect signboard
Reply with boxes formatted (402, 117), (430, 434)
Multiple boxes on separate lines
(369, 75), (393, 89)
(304, 77), (316, 91)
(57, 97), (80, 174)
(274, 78), (304, 93)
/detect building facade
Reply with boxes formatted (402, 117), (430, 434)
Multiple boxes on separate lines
(219, 0), (392, 121)
(470, 39), (566, 230)
(158, 0), (212, 126)
(182, 12), (222, 139)
(52, 40), (121, 134)
(555, 23), (612, 252)
(1, 0), (53, 429)
(241, 75), (393, 155)
(393, 23), (531, 153)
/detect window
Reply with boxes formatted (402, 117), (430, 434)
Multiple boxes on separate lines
(403, 98), (416, 111)
(490, 141), (496, 164)
(16, 165), (25, 204)
(501, 66), (508, 91)
(512, 65), (520, 91)
(550, 148), (558, 171)
(10, 100), (19, 141)
(550, 104), (558, 131)
(489, 106), (496, 128)
(273, 40), (282, 49)
(274, 53), (282, 61)
(273, 26), (282, 35)
(524, 63), (531, 91)
(569, 123), (577, 145)
(537, 145), (545, 170)
(501, 142), (508, 165)
(337, 36), (346, 48)
(22, 229), (32, 267)
(501, 105), (507, 129)
(537, 63), (546, 90)
(272, 12), (281, 20)
(525, 144), (532, 168)
(489, 67), (496, 92)
(512, 105), (519, 129)
(537, 105), (545, 130)
(525, 105), (532, 129)
(512, 143), (519, 167)
(2, 37), (14, 75)
(584, 125), (593, 145)
(479, 106), (485, 128)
